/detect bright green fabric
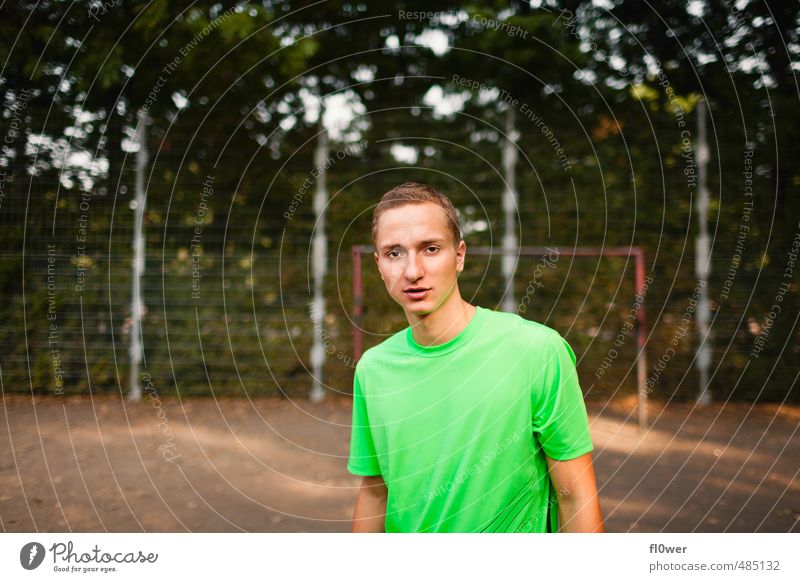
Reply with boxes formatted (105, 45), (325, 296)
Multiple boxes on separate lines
(347, 306), (594, 533)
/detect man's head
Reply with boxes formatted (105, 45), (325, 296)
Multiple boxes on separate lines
(372, 182), (467, 319)
(371, 182), (462, 248)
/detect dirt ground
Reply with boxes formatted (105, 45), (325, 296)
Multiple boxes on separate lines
(1, 393), (798, 532)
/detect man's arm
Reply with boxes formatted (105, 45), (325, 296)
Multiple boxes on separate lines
(352, 475), (388, 532)
(545, 452), (605, 532)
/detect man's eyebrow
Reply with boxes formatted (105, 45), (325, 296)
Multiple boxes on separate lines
(379, 238), (444, 252)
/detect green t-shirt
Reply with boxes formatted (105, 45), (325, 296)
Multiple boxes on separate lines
(347, 305), (594, 533)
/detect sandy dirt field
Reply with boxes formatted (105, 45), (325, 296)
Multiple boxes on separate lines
(1, 394), (798, 532)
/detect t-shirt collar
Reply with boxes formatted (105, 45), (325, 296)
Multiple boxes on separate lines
(405, 305), (487, 357)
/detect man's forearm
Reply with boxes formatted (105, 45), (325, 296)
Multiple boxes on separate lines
(352, 487), (387, 532)
(557, 493), (605, 532)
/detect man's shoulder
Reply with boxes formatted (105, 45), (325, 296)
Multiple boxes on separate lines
(355, 327), (410, 373)
(353, 308), (566, 373)
(480, 306), (562, 343)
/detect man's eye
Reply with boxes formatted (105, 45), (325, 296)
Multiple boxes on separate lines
(387, 251), (400, 258)
(426, 246), (439, 253)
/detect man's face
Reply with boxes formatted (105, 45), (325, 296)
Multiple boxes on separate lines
(373, 202), (466, 318)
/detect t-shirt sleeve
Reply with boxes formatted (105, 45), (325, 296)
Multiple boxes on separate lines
(531, 331), (594, 461)
(347, 365), (382, 476)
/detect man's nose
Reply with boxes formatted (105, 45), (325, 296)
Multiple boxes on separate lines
(404, 251), (424, 280)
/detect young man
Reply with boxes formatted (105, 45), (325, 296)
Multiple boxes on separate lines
(348, 182), (604, 533)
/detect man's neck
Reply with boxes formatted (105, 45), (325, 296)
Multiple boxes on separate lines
(407, 297), (477, 347)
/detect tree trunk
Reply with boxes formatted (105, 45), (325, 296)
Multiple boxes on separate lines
(104, 104), (124, 196)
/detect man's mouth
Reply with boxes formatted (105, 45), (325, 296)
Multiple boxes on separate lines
(403, 287), (431, 300)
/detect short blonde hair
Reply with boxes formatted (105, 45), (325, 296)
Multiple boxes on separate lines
(372, 182), (462, 247)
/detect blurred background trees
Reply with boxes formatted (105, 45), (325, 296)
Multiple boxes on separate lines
(0, 1), (797, 403)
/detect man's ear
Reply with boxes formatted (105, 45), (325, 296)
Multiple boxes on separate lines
(456, 240), (466, 273)
(373, 251), (383, 280)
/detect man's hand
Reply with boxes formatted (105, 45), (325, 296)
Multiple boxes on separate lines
(352, 475), (388, 532)
(545, 452), (605, 532)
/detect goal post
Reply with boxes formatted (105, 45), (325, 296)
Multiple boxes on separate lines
(351, 245), (650, 432)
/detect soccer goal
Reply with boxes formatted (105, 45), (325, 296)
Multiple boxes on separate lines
(351, 245), (649, 430)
